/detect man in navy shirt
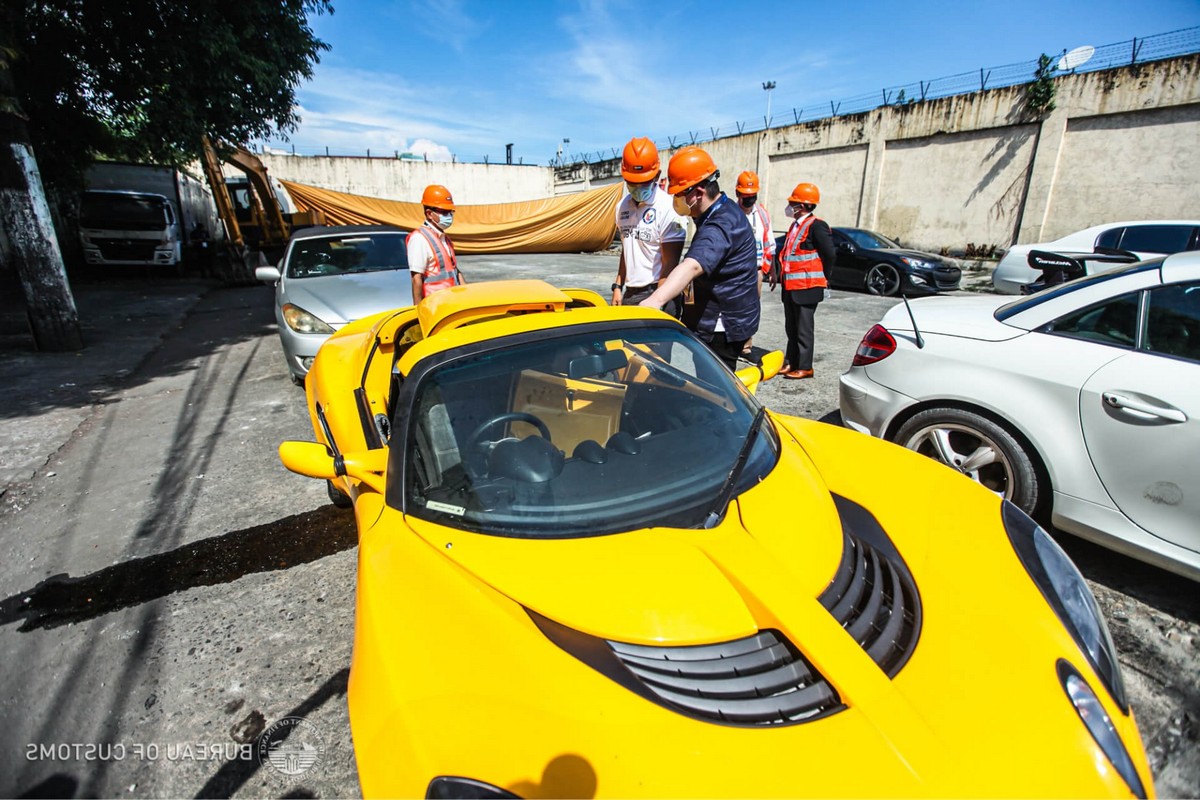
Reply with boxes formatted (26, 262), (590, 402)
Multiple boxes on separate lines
(639, 147), (760, 369)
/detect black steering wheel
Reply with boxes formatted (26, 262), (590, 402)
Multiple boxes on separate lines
(465, 412), (553, 476)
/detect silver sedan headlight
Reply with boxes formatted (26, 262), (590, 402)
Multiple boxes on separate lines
(282, 303), (335, 334)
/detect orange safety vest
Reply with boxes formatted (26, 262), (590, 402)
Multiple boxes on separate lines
(408, 226), (461, 296)
(779, 215), (827, 292)
(751, 204), (774, 274)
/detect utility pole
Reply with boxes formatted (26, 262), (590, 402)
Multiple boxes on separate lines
(762, 81), (776, 128)
(0, 38), (83, 351)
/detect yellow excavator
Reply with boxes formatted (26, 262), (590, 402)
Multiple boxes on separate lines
(200, 136), (325, 283)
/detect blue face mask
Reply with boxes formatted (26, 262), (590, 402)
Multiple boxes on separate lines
(627, 181), (655, 204)
(437, 212), (454, 230)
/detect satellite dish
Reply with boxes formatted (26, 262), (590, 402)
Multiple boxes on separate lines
(1057, 45), (1095, 71)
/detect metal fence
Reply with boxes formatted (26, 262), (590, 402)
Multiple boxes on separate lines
(245, 143), (530, 166)
(561, 25), (1200, 165)
(260, 26), (1199, 167)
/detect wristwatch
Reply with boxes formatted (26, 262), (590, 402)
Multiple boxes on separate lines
(611, 283), (624, 292)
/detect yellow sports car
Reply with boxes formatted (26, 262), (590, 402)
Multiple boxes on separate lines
(278, 279), (1152, 798)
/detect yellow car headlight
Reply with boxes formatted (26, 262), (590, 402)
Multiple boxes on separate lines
(1002, 501), (1127, 712)
(1059, 660), (1147, 799)
(426, 776), (518, 799)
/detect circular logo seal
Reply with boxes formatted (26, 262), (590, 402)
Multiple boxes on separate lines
(642, 208), (657, 224)
(257, 716), (325, 780)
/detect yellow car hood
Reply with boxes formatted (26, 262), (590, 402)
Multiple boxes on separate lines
(357, 416), (1152, 798)
(406, 432), (850, 646)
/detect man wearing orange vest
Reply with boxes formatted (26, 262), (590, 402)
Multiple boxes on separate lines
(408, 184), (465, 304)
(773, 182), (835, 379)
(735, 170), (774, 355)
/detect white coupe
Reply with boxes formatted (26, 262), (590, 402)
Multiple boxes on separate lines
(991, 219), (1200, 295)
(840, 250), (1200, 581)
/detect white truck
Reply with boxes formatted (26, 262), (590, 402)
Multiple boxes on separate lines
(80, 162), (224, 270)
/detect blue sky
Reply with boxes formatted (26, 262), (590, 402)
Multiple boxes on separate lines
(259, 0), (1200, 166)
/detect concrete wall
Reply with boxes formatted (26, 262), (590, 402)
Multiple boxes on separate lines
(557, 54), (1200, 253)
(241, 154), (553, 205)
(246, 55), (1199, 253)
(1041, 103), (1200, 240)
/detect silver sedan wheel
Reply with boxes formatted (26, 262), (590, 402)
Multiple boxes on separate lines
(901, 422), (1014, 498)
(894, 408), (1043, 518)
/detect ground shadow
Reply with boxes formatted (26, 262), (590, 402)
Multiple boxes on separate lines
(1056, 533), (1200, 625)
(817, 409), (843, 426)
(0, 272), (277, 421)
(0, 506), (355, 631)
(194, 668), (351, 799)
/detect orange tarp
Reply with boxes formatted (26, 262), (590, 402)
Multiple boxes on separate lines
(280, 180), (622, 255)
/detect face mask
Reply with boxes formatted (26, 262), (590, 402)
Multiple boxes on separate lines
(437, 212), (454, 230)
(784, 203), (798, 219)
(740, 196), (756, 209)
(673, 193), (692, 217)
(627, 181), (655, 204)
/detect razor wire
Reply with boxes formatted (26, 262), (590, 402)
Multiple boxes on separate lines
(563, 25), (1200, 166)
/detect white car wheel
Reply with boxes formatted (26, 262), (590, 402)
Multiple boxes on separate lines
(894, 408), (1043, 516)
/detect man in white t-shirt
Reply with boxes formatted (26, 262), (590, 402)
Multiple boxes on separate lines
(612, 137), (687, 317)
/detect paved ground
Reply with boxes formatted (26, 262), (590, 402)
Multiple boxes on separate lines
(0, 256), (1195, 798)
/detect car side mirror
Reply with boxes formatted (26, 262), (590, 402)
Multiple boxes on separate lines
(256, 265), (282, 283)
(838, 241), (856, 253)
(278, 441), (387, 494)
(736, 350), (785, 394)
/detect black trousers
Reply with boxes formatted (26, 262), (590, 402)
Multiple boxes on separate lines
(784, 301), (818, 370)
(703, 332), (747, 372)
(621, 284), (681, 319)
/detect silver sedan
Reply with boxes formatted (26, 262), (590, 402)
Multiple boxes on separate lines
(257, 225), (411, 384)
(840, 250), (1200, 581)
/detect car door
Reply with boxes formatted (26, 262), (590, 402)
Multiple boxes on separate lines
(831, 230), (866, 287)
(1077, 281), (1200, 554)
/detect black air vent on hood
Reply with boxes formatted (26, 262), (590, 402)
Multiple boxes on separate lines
(820, 496), (922, 677)
(529, 612), (843, 727)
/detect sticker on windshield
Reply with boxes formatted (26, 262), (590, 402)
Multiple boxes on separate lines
(427, 501), (466, 516)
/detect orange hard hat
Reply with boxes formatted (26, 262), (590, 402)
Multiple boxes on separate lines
(666, 147), (719, 195)
(735, 171), (760, 196)
(621, 137), (660, 183)
(421, 184), (456, 211)
(789, 182), (820, 205)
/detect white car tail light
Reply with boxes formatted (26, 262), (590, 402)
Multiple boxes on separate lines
(852, 324), (897, 366)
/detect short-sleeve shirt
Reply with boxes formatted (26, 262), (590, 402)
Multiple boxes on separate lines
(682, 194), (760, 342)
(748, 203), (775, 273)
(615, 185), (687, 288)
(407, 223), (453, 278)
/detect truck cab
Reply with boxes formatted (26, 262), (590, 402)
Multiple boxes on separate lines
(79, 189), (183, 267)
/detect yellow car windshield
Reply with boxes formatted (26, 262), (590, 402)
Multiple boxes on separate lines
(399, 325), (777, 536)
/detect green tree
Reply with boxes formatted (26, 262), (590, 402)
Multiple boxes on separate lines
(0, 0), (331, 351)
(1025, 53), (1058, 118)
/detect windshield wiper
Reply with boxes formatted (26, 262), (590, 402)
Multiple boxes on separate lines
(702, 406), (766, 529)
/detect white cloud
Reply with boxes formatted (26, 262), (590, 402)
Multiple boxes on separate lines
(262, 1), (844, 165)
(266, 67), (469, 157)
(406, 138), (454, 162)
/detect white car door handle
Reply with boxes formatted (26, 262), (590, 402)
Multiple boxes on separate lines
(1102, 392), (1187, 423)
